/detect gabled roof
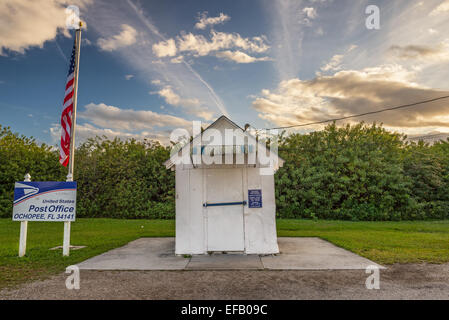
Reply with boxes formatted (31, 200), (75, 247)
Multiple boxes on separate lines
(164, 115), (284, 169)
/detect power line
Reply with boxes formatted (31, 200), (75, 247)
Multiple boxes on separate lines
(408, 133), (449, 141)
(263, 95), (449, 131)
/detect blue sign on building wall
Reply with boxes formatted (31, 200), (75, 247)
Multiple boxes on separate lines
(248, 189), (262, 208)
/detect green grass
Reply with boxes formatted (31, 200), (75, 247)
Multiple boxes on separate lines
(0, 219), (174, 289)
(0, 218), (449, 290)
(277, 219), (449, 265)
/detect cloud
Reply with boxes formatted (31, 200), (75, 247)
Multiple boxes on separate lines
(125, 74), (134, 80)
(86, 0), (228, 117)
(266, 0), (305, 80)
(51, 102), (196, 146)
(78, 102), (191, 130)
(170, 55), (184, 64)
(195, 12), (230, 30)
(302, 7), (317, 19)
(319, 45), (358, 73)
(51, 122), (170, 146)
(157, 86), (201, 108)
(156, 86), (213, 120)
(388, 41), (449, 62)
(0, 0), (91, 55)
(252, 64), (449, 131)
(430, 0), (449, 16)
(97, 24), (137, 51)
(152, 38), (177, 57)
(153, 31), (269, 58)
(215, 50), (271, 63)
(320, 54), (344, 72)
(82, 38), (92, 46)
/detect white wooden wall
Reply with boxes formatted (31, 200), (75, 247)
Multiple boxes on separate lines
(175, 167), (205, 254)
(244, 168), (279, 254)
(175, 166), (279, 255)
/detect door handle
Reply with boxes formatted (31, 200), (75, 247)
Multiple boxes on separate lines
(203, 201), (247, 207)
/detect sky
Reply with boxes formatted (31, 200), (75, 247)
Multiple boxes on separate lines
(1, 0), (449, 146)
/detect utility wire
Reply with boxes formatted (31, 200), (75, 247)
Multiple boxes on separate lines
(263, 95), (449, 131)
(408, 133), (449, 141)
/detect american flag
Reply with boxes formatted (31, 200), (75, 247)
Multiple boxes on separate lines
(59, 40), (77, 167)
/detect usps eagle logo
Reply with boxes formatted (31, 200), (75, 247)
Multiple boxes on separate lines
(13, 183), (40, 204)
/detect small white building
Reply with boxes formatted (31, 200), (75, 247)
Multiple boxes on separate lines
(164, 116), (284, 255)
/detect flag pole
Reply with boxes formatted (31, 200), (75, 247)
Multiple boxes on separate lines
(67, 21), (82, 181)
(63, 21), (82, 257)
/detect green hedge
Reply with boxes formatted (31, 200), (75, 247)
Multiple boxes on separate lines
(0, 126), (174, 219)
(1, 123), (448, 220)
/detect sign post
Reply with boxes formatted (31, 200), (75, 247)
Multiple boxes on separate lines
(13, 177), (77, 257)
(63, 173), (74, 256)
(18, 174), (30, 257)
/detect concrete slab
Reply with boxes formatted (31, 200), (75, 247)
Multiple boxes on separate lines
(261, 238), (385, 270)
(77, 237), (384, 271)
(77, 238), (189, 270)
(187, 254), (263, 270)
(50, 245), (86, 251)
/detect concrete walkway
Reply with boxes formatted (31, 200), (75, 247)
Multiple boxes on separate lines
(77, 237), (384, 271)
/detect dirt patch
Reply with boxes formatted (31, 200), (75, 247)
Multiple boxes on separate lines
(1, 263), (448, 300)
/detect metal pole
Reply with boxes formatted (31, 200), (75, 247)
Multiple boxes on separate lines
(18, 173), (31, 257)
(67, 22), (82, 180)
(64, 22), (82, 257)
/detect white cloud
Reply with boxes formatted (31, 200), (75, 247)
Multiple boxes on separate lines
(216, 50), (271, 63)
(152, 31), (269, 58)
(83, 0), (228, 117)
(0, 0), (91, 55)
(430, 0), (449, 16)
(320, 45), (358, 73)
(302, 7), (317, 19)
(195, 12), (230, 30)
(157, 86), (201, 108)
(79, 102), (191, 130)
(51, 122), (171, 146)
(152, 38), (177, 57)
(348, 44), (358, 52)
(97, 24), (137, 51)
(170, 55), (184, 64)
(321, 54), (344, 71)
(51, 102), (195, 146)
(156, 86), (213, 120)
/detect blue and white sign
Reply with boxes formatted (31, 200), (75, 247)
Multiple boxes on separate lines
(13, 182), (77, 221)
(248, 189), (262, 208)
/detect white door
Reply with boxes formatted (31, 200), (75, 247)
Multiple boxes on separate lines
(206, 168), (245, 252)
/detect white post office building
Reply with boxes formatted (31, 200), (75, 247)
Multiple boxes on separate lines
(165, 116), (284, 255)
